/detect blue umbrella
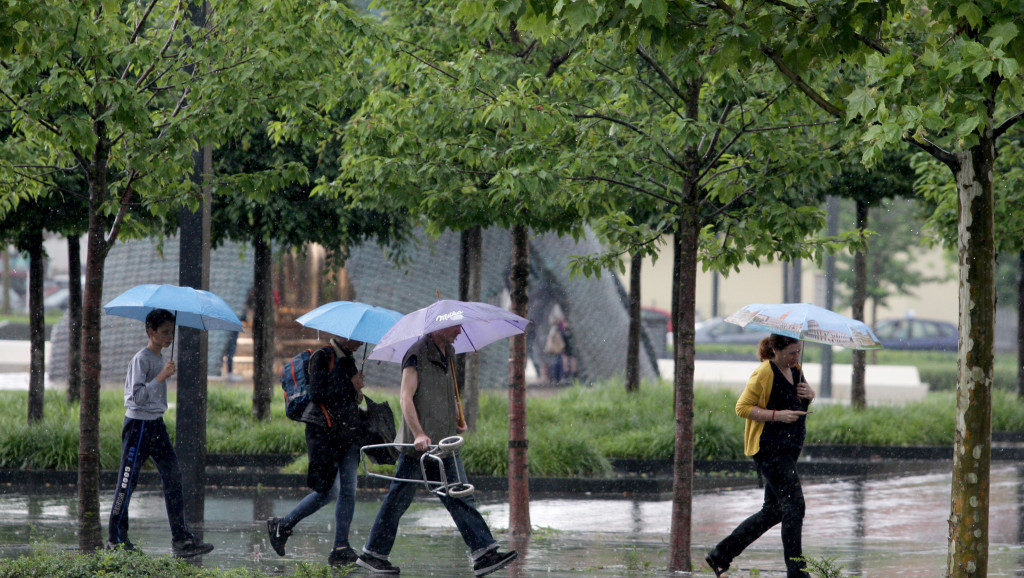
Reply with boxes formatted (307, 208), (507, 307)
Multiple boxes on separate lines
(104, 284), (244, 332)
(368, 299), (530, 364)
(724, 302), (882, 350)
(295, 301), (403, 344)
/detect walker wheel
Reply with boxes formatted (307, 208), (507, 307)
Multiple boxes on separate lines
(445, 483), (475, 498)
(437, 436), (464, 453)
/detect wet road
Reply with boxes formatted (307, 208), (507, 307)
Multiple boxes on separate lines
(2, 466), (1024, 576)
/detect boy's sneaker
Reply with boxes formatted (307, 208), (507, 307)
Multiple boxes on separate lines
(172, 536), (214, 558)
(105, 539), (141, 554)
(356, 553), (400, 574)
(328, 546), (359, 566)
(474, 549), (518, 577)
(266, 517), (291, 556)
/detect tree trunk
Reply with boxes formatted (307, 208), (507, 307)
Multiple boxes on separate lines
(668, 219), (698, 572)
(27, 229), (45, 424)
(947, 143), (995, 578)
(625, 252), (642, 392)
(851, 201), (868, 409)
(251, 234), (275, 420)
(507, 225), (530, 537)
(1017, 250), (1024, 399)
(78, 119), (114, 552)
(67, 235), (83, 405)
(458, 226), (482, 430)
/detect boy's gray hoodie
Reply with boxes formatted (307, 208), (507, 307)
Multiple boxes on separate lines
(123, 347), (169, 420)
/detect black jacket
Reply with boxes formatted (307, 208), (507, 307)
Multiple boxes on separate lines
(300, 345), (361, 439)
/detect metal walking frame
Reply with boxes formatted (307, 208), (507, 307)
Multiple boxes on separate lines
(359, 435), (475, 498)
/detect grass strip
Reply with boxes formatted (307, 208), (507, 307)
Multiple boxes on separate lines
(3, 378), (1024, 476)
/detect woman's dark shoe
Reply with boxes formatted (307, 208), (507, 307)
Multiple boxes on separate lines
(705, 552), (729, 577)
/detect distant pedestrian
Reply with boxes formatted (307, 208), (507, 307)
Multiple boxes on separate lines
(107, 308), (214, 558)
(705, 333), (814, 578)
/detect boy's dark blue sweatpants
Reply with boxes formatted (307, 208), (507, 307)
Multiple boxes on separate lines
(108, 417), (191, 544)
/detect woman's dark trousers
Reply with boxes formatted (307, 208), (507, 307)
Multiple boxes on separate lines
(711, 448), (806, 577)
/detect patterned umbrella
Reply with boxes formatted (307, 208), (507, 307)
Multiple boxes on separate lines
(724, 302), (882, 350)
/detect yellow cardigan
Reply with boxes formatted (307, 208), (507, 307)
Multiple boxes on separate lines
(735, 360), (801, 457)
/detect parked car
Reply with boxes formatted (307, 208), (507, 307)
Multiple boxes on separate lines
(873, 317), (958, 351)
(43, 287), (70, 312)
(694, 316), (770, 345)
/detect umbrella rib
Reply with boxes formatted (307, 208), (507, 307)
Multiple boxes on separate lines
(462, 330), (478, 352)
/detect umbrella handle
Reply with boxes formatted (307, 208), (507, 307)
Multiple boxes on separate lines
(449, 362), (467, 429)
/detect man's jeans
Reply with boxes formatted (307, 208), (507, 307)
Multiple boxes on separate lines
(363, 452), (497, 559)
(280, 443), (360, 549)
(711, 447), (806, 576)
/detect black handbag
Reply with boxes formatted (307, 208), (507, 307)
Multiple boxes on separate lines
(361, 395), (399, 465)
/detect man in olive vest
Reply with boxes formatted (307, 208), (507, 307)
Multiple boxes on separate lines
(357, 325), (517, 577)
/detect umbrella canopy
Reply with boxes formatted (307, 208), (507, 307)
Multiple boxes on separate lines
(369, 299), (530, 363)
(103, 284), (243, 332)
(295, 301), (403, 344)
(724, 302), (882, 350)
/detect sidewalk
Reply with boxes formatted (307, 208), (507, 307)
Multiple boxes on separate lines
(2, 466), (1023, 576)
(1, 339), (927, 403)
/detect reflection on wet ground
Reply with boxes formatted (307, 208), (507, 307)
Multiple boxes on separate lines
(2, 466), (1024, 576)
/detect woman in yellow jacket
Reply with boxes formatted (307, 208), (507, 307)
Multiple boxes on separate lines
(705, 334), (815, 578)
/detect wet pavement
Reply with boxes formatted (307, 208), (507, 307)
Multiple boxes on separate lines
(3, 466), (1024, 576)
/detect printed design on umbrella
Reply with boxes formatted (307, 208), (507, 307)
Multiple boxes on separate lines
(803, 320), (877, 348)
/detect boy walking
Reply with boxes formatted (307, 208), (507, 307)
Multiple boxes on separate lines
(107, 308), (214, 558)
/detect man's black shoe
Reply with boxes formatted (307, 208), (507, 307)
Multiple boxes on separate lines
(105, 539), (141, 554)
(357, 553), (400, 574)
(172, 537), (214, 558)
(474, 549), (518, 577)
(266, 517), (291, 556)
(328, 546), (358, 566)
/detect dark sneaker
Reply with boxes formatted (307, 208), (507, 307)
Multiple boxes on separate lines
(357, 553), (400, 574)
(328, 546), (358, 566)
(266, 517), (291, 556)
(105, 539), (141, 554)
(474, 549), (518, 577)
(172, 536), (214, 558)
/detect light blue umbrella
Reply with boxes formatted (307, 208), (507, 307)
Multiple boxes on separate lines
(725, 302), (882, 350)
(295, 301), (403, 344)
(369, 299), (530, 364)
(104, 284), (244, 332)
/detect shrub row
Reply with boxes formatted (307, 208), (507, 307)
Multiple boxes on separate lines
(4, 378), (1024, 477)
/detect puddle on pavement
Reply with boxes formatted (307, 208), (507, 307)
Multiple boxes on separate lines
(2, 466), (1024, 576)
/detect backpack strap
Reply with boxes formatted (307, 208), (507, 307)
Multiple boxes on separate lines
(315, 345), (337, 428)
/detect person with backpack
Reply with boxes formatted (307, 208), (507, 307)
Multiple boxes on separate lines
(107, 308), (214, 558)
(267, 336), (366, 567)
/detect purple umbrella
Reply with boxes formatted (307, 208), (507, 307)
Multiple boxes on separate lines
(368, 299), (530, 364)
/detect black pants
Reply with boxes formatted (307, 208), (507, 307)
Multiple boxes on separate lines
(108, 417), (191, 544)
(711, 447), (806, 577)
(305, 422), (356, 495)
